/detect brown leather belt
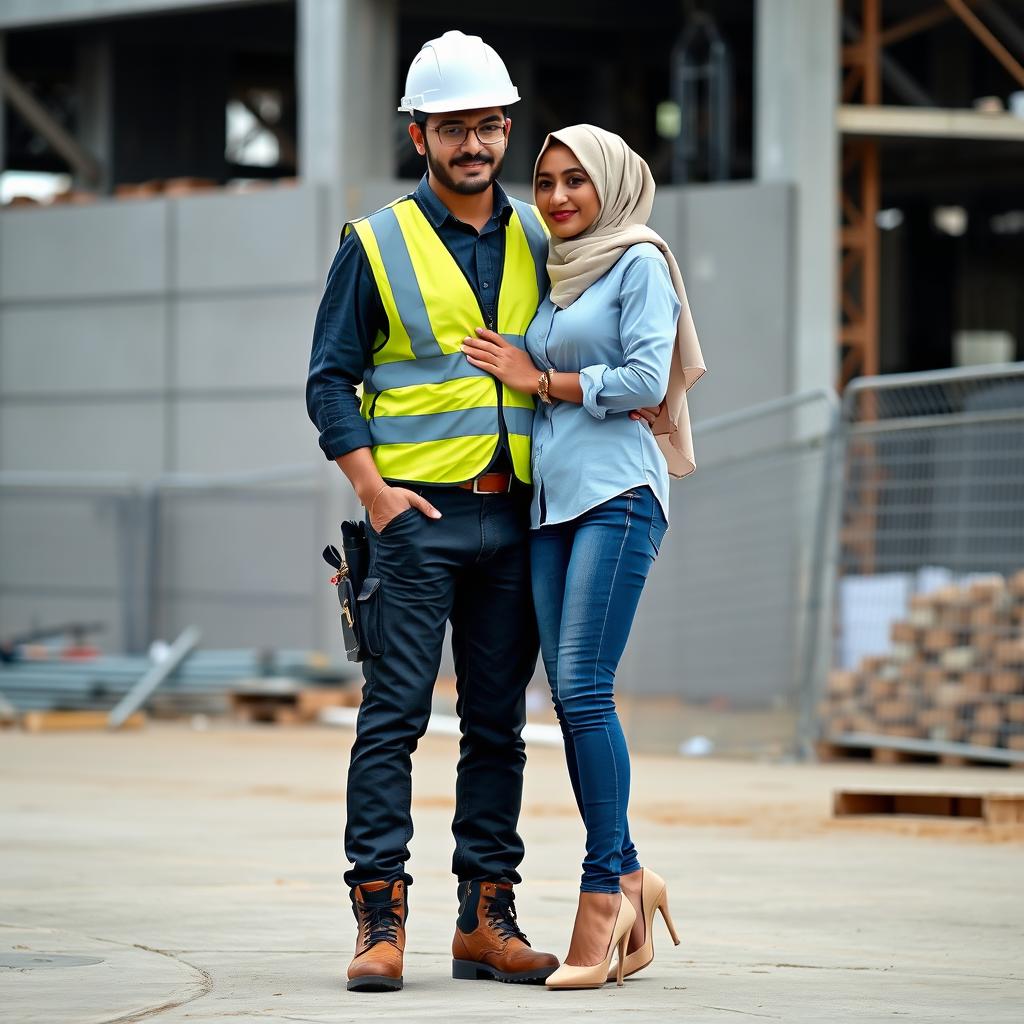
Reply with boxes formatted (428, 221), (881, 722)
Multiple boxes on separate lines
(458, 472), (513, 494)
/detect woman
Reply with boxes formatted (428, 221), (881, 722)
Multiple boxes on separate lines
(461, 124), (705, 989)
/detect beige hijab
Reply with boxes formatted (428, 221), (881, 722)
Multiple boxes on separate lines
(534, 124), (706, 479)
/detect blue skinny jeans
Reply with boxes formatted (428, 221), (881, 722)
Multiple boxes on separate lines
(530, 485), (667, 893)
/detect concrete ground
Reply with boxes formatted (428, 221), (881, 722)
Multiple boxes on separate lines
(2, 721), (1023, 1024)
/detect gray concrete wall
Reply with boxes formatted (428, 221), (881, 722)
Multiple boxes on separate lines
(653, 181), (794, 426)
(0, 183), (325, 477)
(1, 0), (819, 704)
(0, 183), (330, 651)
(0, 176), (794, 668)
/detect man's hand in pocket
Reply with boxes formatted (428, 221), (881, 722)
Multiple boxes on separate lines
(370, 486), (442, 534)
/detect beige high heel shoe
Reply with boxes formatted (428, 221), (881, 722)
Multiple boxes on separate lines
(546, 893), (637, 990)
(608, 868), (680, 981)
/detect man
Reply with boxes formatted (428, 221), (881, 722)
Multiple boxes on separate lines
(306, 30), (558, 992)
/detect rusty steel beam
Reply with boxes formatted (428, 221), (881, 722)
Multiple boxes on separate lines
(843, 13), (937, 105)
(879, 0), (982, 47)
(0, 67), (101, 183)
(863, 0), (882, 104)
(944, 0), (1024, 88)
(983, 2), (1024, 62)
(837, 2), (881, 390)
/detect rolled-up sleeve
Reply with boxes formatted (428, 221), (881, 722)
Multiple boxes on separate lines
(305, 234), (384, 459)
(579, 256), (680, 419)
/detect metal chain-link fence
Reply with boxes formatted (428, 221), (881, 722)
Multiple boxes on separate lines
(618, 389), (840, 759)
(3, 393), (842, 759)
(149, 466), (346, 652)
(0, 473), (147, 654)
(0, 465), (351, 656)
(10, 370), (1021, 764)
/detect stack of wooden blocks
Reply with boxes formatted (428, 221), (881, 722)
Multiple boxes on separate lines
(820, 570), (1024, 753)
(229, 683), (359, 725)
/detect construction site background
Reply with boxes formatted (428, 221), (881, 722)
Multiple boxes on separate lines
(2, 0), (1024, 765)
(3, 3), (1024, 1021)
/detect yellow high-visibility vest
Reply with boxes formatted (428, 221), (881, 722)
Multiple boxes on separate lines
(347, 194), (548, 485)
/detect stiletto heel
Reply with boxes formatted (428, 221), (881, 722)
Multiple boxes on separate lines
(658, 893), (681, 946)
(546, 894), (637, 990)
(609, 868), (682, 981)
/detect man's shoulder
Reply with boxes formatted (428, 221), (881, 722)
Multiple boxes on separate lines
(502, 191), (537, 215)
(346, 194), (415, 233)
(505, 195), (548, 239)
(504, 194), (533, 210)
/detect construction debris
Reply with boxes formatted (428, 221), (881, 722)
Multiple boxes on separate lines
(0, 647), (358, 718)
(229, 681), (359, 724)
(107, 626), (201, 729)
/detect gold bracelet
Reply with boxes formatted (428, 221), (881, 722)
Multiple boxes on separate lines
(367, 483), (388, 516)
(538, 368), (554, 405)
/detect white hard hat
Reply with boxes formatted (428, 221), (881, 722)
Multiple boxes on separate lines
(399, 30), (520, 115)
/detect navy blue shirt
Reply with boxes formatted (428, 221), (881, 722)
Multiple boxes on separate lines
(306, 175), (515, 461)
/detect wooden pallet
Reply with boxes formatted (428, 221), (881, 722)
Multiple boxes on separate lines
(834, 788), (1024, 826)
(816, 737), (1023, 768)
(229, 681), (359, 724)
(20, 710), (146, 733)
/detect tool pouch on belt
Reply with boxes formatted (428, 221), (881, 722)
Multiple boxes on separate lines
(322, 520), (371, 662)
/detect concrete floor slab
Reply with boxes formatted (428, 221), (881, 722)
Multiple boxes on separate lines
(1, 723), (1022, 1023)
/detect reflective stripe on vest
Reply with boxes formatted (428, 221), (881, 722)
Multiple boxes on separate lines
(348, 195), (548, 485)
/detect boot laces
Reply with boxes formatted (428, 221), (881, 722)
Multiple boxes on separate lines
(486, 890), (530, 945)
(356, 896), (403, 949)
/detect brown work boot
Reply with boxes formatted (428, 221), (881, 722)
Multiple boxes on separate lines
(451, 880), (559, 984)
(347, 879), (406, 992)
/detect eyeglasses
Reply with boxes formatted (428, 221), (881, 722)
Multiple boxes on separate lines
(429, 122), (507, 147)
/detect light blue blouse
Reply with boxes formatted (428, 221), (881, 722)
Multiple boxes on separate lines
(524, 242), (681, 530)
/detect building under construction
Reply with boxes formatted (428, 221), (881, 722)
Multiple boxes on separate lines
(1, 0), (1023, 669)
(5, 22), (1024, 1018)
(4, 1), (1022, 424)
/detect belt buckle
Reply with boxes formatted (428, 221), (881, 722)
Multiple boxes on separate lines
(472, 473), (511, 494)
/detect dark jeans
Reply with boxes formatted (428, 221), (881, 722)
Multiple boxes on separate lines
(530, 486), (667, 893)
(344, 484), (539, 890)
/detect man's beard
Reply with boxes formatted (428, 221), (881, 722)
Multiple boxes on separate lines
(425, 143), (505, 195)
